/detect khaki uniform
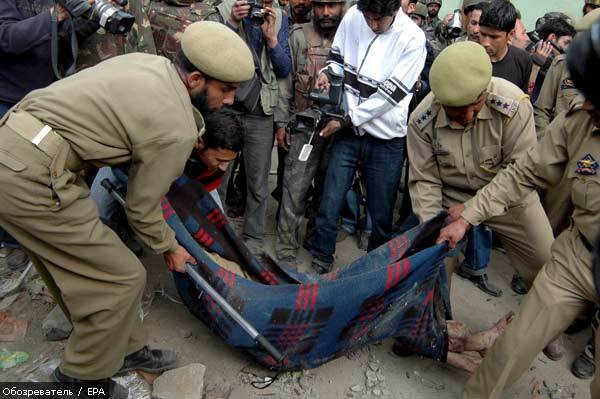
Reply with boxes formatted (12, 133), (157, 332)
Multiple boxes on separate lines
(275, 23), (333, 261)
(408, 77), (553, 286)
(533, 55), (578, 134)
(0, 53), (203, 380)
(461, 100), (600, 399)
(533, 55), (579, 234)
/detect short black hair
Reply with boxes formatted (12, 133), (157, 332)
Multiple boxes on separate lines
(538, 18), (576, 41)
(174, 49), (214, 81)
(479, 0), (517, 33)
(202, 110), (243, 153)
(464, 2), (485, 16)
(357, 0), (401, 17)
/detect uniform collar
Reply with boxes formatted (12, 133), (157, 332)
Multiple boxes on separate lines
(435, 103), (493, 129)
(192, 108), (206, 138)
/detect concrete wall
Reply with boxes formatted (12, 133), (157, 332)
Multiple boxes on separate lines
(439, 0), (584, 31)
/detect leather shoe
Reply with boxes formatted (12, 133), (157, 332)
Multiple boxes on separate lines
(572, 344), (596, 379)
(510, 274), (528, 295)
(456, 269), (503, 297)
(311, 258), (332, 274)
(543, 336), (565, 361)
(53, 368), (128, 399)
(117, 346), (177, 375)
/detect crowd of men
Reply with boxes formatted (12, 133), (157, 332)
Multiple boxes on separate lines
(1, 0), (600, 398)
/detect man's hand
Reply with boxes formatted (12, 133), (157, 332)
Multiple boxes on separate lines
(276, 127), (291, 151)
(535, 41), (553, 63)
(436, 217), (471, 249)
(315, 72), (330, 92)
(52, 4), (70, 22)
(446, 203), (465, 224)
(261, 7), (278, 48)
(319, 119), (342, 138)
(229, 0), (250, 27)
(164, 244), (196, 273)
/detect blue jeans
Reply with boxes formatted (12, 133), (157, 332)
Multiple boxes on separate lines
(90, 167), (225, 223)
(459, 225), (492, 277)
(341, 187), (372, 235)
(311, 129), (404, 264)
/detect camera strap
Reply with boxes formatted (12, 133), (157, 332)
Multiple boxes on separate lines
(51, 11), (79, 80)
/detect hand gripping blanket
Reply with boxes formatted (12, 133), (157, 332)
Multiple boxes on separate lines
(164, 174), (454, 370)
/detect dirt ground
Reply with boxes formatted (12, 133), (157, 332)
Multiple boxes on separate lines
(0, 174), (593, 399)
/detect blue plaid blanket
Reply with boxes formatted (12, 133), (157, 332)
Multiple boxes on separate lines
(165, 174), (454, 370)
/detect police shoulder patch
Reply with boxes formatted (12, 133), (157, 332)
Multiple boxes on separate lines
(413, 103), (440, 131)
(486, 93), (524, 118)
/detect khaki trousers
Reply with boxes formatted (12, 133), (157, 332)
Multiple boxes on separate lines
(445, 192), (554, 289)
(0, 126), (147, 380)
(462, 227), (600, 399)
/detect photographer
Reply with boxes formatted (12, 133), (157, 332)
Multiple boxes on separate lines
(308, 0), (426, 273)
(207, 0), (291, 254)
(0, 0), (99, 115)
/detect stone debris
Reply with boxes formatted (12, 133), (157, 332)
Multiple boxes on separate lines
(152, 363), (206, 399)
(42, 305), (72, 341)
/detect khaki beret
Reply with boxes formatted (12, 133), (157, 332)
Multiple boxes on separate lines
(430, 42), (492, 107)
(181, 21), (254, 83)
(426, 0), (442, 6)
(412, 3), (428, 19)
(576, 8), (600, 31)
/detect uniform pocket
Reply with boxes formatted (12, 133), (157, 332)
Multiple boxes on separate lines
(478, 145), (501, 173)
(0, 150), (26, 172)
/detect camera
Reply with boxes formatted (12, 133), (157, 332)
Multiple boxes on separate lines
(447, 9), (463, 40)
(290, 73), (344, 136)
(56, 0), (135, 35)
(246, 0), (265, 26)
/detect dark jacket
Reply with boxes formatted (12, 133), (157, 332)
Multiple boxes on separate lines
(0, 0), (98, 103)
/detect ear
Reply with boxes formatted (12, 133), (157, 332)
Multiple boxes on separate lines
(186, 71), (206, 91)
(548, 33), (557, 43)
(507, 28), (515, 41)
(195, 137), (205, 152)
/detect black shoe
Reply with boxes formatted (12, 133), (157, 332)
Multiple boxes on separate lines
(392, 340), (413, 357)
(116, 346), (177, 375)
(456, 269), (503, 297)
(311, 258), (332, 275)
(572, 347), (596, 379)
(53, 368), (128, 399)
(510, 274), (528, 295)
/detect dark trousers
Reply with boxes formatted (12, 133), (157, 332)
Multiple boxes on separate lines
(0, 100), (18, 248)
(311, 129), (404, 264)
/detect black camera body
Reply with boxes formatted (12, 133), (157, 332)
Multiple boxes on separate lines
(290, 74), (345, 135)
(57, 0), (135, 35)
(246, 0), (265, 26)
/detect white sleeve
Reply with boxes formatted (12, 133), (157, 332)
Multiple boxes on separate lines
(349, 39), (426, 127)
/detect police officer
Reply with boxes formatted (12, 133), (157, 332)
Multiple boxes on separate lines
(0, 22), (253, 399)
(274, 0), (345, 266)
(535, 9), (600, 238)
(534, 9), (600, 134)
(438, 22), (600, 399)
(407, 41), (553, 297)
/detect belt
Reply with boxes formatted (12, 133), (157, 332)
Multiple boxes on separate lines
(3, 110), (82, 172)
